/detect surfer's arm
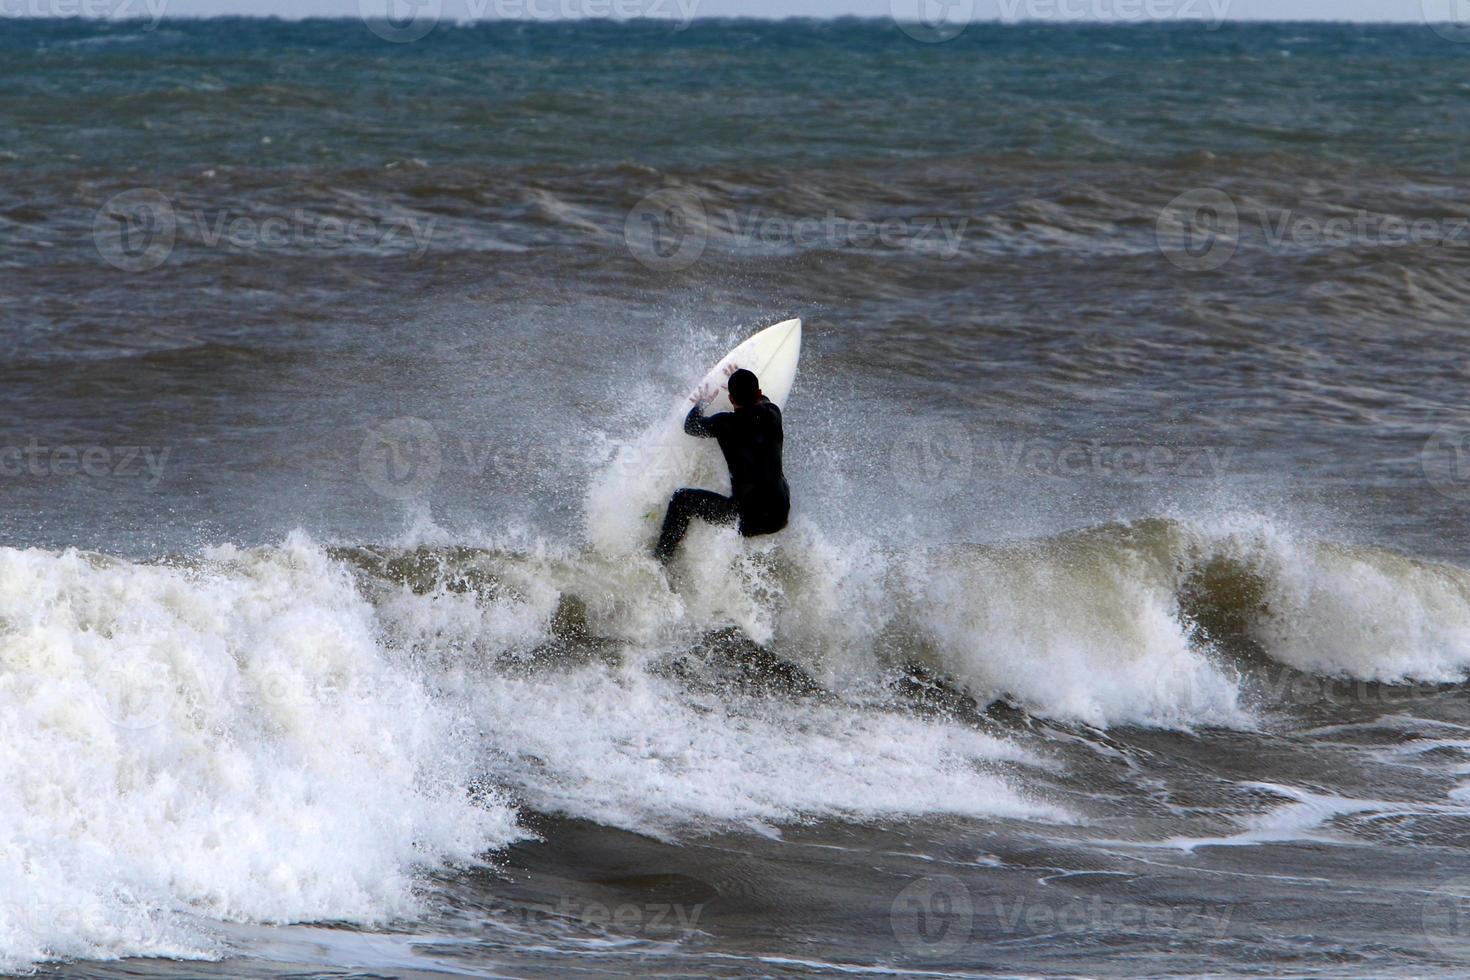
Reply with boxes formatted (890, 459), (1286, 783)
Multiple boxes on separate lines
(684, 404), (716, 438)
(684, 404), (734, 439)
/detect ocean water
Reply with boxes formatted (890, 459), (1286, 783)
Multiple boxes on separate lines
(5, 15), (1470, 978)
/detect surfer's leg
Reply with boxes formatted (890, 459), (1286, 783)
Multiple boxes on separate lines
(736, 498), (790, 538)
(654, 489), (737, 562)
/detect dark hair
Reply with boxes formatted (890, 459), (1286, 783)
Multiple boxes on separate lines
(728, 369), (759, 405)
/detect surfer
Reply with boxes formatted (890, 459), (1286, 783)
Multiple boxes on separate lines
(653, 368), (791, 563)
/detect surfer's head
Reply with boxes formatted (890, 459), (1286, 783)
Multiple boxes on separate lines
(727, 369), (760, 407)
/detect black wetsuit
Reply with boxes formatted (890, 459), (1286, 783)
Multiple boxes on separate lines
(653, 398), (790, 562)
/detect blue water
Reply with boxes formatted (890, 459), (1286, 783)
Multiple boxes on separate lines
(2, 19), (1468, 173)
(7, 17), (1470, 979)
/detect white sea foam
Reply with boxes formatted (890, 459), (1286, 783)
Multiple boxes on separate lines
(587, 505), (1470, 729)
(460, 662), (1065, 836)
(1228, 525), (1470, 683)
(9, 502), (1470, 969)
(0, 533), (520, 970)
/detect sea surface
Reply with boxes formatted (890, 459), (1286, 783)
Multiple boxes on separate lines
(4, 15), (1470, 978)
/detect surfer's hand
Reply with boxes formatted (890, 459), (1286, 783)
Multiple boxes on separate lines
(689, 382), (715, 405)
(722, 364), (739, 377)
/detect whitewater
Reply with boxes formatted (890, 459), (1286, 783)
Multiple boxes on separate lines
(6, 495), (1470, 968)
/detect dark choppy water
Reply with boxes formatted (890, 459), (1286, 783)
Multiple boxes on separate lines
(6, 16), (1470, 979)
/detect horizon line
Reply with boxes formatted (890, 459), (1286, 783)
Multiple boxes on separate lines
(4, 13), (1446, 24)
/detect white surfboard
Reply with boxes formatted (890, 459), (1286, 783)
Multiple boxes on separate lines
(683, 317), (802, 416)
